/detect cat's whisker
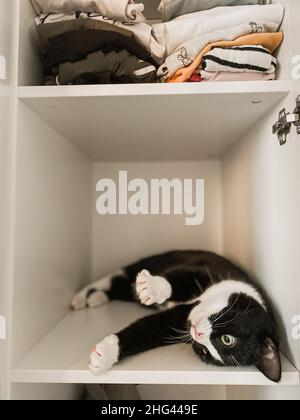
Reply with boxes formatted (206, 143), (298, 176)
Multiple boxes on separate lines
(243, 298), (252, 315)
(211, 293), (240, 325)
(170, 327), (190, 335)
(205, 266), (216, 285)
(194, 277), (203, 293)
(213, 310), (240, 328)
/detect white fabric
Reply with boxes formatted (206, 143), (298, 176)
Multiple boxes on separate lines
(35, 13), (166, 63)
(202, 45), (277, 73)
(157, 21), (279, 79)
(31, 0), (145, 22)
(153, 4), (284, 55)
(158, 0), (260, 22)
(199, 70), (276, 82)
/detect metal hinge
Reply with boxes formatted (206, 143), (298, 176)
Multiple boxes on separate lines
(273, 95), (300, 145)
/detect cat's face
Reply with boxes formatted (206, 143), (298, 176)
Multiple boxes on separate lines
(188, 290), (281, 382)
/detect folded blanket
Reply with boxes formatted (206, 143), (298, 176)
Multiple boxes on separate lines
(35, 13), (166, 63)
(50, 49), (157, 85)
(202, 45), (277, 73)
(153, 4), (284, 56)
(168, 31), (283, 82)
(197, 69), (275, 82)
(158, 0), (260, 22)
(42, 30), (155, 74)
(31, 0), (145, 22)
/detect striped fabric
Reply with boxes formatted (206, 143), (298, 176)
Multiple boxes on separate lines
(201, 45), (277, 73)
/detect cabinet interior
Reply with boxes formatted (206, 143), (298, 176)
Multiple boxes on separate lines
(8, 0), (300, 400)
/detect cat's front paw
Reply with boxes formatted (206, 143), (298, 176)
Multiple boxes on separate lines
(89, 335), (120, 376)
(136, 270), (172, 306)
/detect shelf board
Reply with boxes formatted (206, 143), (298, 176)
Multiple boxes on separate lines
(12, 301), (299, 386)
(18, 81), (290, 162)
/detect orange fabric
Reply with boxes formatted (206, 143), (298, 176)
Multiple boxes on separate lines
(168, 32), (284, 83)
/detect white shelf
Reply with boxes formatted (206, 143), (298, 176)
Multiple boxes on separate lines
(18, 81), (290, 162)
(12, 302), (299, 386)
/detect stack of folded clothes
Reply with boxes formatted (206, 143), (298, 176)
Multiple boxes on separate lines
(32, 1), (285, 85)
(154, 0), (284, 83)
(32, 0), (166, 85)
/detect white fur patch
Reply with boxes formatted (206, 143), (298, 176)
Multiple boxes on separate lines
(89, 335), (120, 376)
(71, 270), (125, 310)
(189, 280), (266, 364)
(87, 290), (109, 308)
(136, 270), (172, 306)
(200, 280), (266, 311)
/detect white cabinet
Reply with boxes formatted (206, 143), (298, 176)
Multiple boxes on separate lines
(0, 0), (17, 401)
(1, 0), (300, 400)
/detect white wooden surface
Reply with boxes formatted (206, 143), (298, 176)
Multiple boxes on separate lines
(18, 82), (289, 161)
(0, 0), (19, 401)
(12, 302), (299, 386)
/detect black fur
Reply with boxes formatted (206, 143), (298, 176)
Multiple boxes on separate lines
(88, 251), (282, 382)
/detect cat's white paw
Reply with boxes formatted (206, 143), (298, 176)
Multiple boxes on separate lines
(87, 290), (109, 308)
(89, 335), (120, 376)
(71, 289), (109, 311)
(136, 270), (172, 306)
(71, 290), (88, 311)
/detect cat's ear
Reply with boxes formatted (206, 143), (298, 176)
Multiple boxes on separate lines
(255, 337), (281, 383)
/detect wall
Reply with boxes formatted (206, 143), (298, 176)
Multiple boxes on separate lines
(223, 93), (300, 399)
(12, 102), (92, 366)
(0, 0), (17, 401)
(91, 161), (223, 280)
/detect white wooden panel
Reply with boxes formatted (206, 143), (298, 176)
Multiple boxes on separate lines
(12, 102), (92, 366)
(0, 0), (18, 401)
(18, 82), (289, 161)
(12, 302), (299, 385)
(223, 95), (300, 398)
(223, 95), (299, 361)
(91, 161), (223, 279)
(18, 0), (43, 86)
(12, 383), (85, 401)
(223, 0), (300, 400)
(137, 385), (226, 400)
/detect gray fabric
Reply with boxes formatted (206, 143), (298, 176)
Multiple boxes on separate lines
(36, 19), (133, 54)
(35, 13), (166, 63)
(159, 0), (261, 22)
(57, 49), (157, 84)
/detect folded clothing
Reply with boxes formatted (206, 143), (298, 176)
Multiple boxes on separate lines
(42, 29), (156, 75)
(31, 0), (145, 22)
(154, 3), (284, 79)
(47, 49), (157, 85)
(202, 45), (277, 73)
(154, 4), (283, 57)
(35, 12), (166, 63)
(168, 31), (283, 82)
(158, 0), (260, 22)
(195, 69), (275, 82)
(36, 17), (133, 54)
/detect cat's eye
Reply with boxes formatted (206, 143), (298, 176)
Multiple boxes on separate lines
(221, 335), (237, 347)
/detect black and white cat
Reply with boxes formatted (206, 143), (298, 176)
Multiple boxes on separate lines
(71, 251), (281, 382)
